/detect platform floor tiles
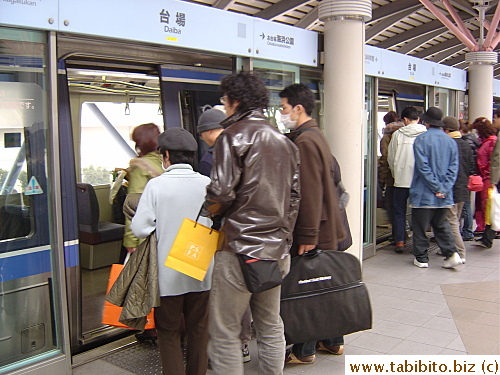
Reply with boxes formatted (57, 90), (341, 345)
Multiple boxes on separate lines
(73, 238), (499, 375)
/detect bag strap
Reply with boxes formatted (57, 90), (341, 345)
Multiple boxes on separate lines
(193, 206), (216, 234)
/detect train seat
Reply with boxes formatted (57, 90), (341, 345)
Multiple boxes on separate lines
(76, 183), (124, 269)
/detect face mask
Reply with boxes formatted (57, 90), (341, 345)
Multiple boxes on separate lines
(281, 113), (297, 130)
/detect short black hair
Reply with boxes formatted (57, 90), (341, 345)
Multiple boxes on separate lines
(220, 71), (268, 114)
(162, 150), (195, 167)
(400, 106), (419, 121)
(279, 83), (315, 116)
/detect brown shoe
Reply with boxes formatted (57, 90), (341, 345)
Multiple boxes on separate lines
(394, 241), (404, 253)
(285, 352), (316, 364)
(317, 341), (344, 355)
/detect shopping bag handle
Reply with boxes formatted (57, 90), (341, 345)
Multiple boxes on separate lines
(193, 206), (216, 234)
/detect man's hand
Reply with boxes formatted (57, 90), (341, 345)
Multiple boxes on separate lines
(297, 244), (316, 255)
(435, 192), (445, 198)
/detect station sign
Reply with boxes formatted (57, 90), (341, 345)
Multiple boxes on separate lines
(365, 46), (467, 91)
(493, 79), (500, 97)
(0, 0), (59, 31)
(0, 0), (318, 67)
(253, 19), (318, 67)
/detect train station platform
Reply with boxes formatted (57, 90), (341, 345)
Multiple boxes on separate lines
(73, 238), (499, 375)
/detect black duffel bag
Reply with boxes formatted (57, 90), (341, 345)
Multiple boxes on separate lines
(280, 249), (372, 344)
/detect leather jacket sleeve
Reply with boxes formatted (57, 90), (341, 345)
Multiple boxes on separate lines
(203, 130), (241, 217)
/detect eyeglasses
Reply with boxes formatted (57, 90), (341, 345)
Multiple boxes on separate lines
(220, 96), (227, 105)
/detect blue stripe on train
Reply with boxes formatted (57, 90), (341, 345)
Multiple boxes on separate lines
(0, 242), (79, 282)
(65, 242), (79, 268)
(0, 250), (51, 282)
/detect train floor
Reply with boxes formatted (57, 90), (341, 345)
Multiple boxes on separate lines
(73, 236), (499, 375)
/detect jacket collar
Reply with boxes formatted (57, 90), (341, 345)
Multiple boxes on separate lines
(286, 119), (319, 141)
(220, 109), (266, 129)
(165, 164), (193, 173)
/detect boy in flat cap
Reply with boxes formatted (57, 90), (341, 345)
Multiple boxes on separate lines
(132, 127), (212, 375)
(197, 106), (226, 177)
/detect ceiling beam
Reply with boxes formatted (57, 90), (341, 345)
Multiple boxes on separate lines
(295, 6), (319, 29)
(369, 0), (422, 23)
(367, 8), (421, 41)
(212, 0), (236, 10)
(396, 29), (445, 54)
(375, 19), (445, 49)
(430, 45), (467, 62)
(414, 38), (464, 58)
(440, 54), (467, 66)
(254, 0), (310, 20)
(413, 29), (482, 58)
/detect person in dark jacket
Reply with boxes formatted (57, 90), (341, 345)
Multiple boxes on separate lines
(459, 120), (480, 241)
(378, 112), (404, 244)
(197, 106), (253, 364)
(203, 71), (300, 375)
(197, 106), (226, 177)
(279, 83), (346, 364)
(443, 116), (474, 263)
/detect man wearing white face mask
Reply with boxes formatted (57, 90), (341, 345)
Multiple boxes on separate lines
(279, 84), (346, 364)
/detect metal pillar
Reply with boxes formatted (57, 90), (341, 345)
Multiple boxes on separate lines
(465, 51), (498, 121)
(319, 0), (371, 260)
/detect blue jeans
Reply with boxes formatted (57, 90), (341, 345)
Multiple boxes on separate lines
(393, 187), (410, 243)
(293, 337), (344, 357)
(461, 200), (474, 239)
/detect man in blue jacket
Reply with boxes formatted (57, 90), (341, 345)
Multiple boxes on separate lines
(410, 107), (462, 269)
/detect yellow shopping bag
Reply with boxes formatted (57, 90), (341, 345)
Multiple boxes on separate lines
(165, 218), (219, 281)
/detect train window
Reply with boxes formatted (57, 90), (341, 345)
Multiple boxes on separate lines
(79, 101), (164, 185)
(0, 27), (62, 372)
(0, 28), (49, 244)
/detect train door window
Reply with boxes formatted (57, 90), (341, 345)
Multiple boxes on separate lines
(253, 60), (299, 132)
(434, 87), (455, 116)
(67, 70), (162, 185)
(0, 27), (63, 372)
(364, 76), (376, 249)
(79, 100), (163, 185)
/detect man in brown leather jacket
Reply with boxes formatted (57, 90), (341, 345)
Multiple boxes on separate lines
(280, 83), (346, 364)
(203, 71), (300, 375)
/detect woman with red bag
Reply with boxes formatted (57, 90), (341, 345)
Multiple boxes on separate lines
(472, 117), (497, 245)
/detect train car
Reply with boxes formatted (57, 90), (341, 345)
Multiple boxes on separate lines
(0, 1), (319, 373)
(0, 1), (472, 373)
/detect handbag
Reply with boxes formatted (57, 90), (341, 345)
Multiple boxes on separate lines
(467, 175), (484, 191)
(102, 264), (155, 329)
(164, 216), (219, 281)
(280, 249), (372, 344)
(237, 254), (282, 293)
(486, 187), (500, 231)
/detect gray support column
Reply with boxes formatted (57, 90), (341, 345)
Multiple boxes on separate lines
(465, 51), (498, 122)
(319, 0), (371, 260)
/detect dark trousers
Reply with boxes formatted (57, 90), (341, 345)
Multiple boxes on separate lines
(393, 187), (410, 243)
(479, 225), (496, 248)
(412, 208), (457, 263)
(293, 337), (344, 357)
(154, 291), (210, 375)
(385, 186), (396, 240)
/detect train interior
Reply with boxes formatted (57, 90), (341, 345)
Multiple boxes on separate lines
(64, 62), (227, 353)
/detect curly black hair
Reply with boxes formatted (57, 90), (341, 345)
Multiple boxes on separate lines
(279, 83), (315, 116)
(220, 71), (269, 113)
